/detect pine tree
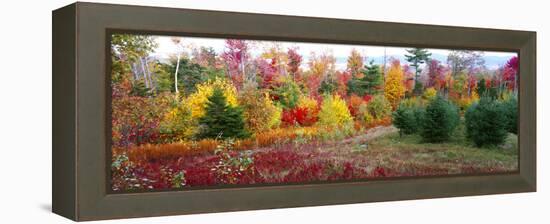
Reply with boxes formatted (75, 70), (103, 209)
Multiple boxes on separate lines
(198, 87), (249, 139)
(405, 48), (431, 95)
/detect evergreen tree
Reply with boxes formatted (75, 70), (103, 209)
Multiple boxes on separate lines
(420, 95), (459, 142)
(488, 79), (499, 99)
(319, 78), (338, 95)
(198, 87), (249, 139)
(347, 76), (367, 96)
(393, 103), (422, 136)
(501, 96), (518, 134)
(465, 97), (508, 147)
(274, 78), (301, 109)
(405, 48), (431, 95)
(477, 78), (487, 97)
(363, 61), (383, 94)
(478, 79), (499, 99)
(347, 60), (382, 96)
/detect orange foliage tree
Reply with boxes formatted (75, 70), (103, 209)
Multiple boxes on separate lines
(347, 49), (364, 79)
(384, 60), (406, 109)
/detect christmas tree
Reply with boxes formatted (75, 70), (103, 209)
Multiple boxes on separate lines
(198, 87), (249, 139)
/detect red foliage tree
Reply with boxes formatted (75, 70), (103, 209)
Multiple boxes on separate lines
(221, 39), (249, 90)
(336, 70), (352, 97)
(281, 107), (318, 126)
(503, 56), (519, 91)
(305, 74), (323, 98)
(402, 64), (415, 93)
(287, 47), (303, 81)
(362, 94), (373, 102)
(256, 58), (278, 89)
(426, 59), (447, 89)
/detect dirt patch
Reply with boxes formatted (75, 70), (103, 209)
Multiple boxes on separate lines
(341, 125), (398, 145)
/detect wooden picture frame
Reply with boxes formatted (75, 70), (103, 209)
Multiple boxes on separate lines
(53, 2), (536, 221)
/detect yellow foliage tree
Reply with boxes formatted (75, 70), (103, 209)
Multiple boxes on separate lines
(239, 85), (282, 133)
(308, 52), (336, 78)
(297, 95), (319, 112)
(159, 100), (195, 141)
(260, 44), (289, 76)
(357, 103), (374, 124)
(450, 73), (479, 111)
(456, 90), (479, 112)
(318, 94), (352, 127)
(384, 62), (406, 109)
(423, 87), (437, 101)
(296, 94), (320, 124)
(367, 95), (392, 120)
(187, 78), (238, 119)
(347, 49), (364, 78)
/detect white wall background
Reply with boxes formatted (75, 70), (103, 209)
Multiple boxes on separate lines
(0, 0), (547, 223)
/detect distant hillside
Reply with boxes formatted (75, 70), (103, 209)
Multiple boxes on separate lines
(334, 53), (513, 70)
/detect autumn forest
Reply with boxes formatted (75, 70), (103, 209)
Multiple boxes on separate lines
(110, 34), (519, 191)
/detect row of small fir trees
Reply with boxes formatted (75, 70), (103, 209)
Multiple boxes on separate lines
(392, 93), (517, 147)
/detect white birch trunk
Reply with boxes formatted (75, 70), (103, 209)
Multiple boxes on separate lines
(143, 57), (153, 91)
(139, 57), (149, 89)
(174, 53), (181, 93)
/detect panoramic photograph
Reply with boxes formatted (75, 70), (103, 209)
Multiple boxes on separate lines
(110, 34), (519, 191)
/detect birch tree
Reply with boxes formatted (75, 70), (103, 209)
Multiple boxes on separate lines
(171, 37), (183, 93)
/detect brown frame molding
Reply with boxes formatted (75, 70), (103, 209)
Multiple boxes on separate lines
(52, 2), (536, 221)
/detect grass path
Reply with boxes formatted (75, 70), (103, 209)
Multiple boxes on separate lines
(249, 124), (518, 177)
(341, 125), (398, 145)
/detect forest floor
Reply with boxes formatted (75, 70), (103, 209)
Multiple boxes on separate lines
(246, 124), (518, 181)
(112, 124), (518, 190)
(341, 125), (518, 176)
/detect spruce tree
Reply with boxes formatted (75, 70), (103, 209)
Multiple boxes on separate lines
(501, 96), (518, 135)
(347, 60), (382, 96)
(465, 97), (508, 147)
(198, 87), (249, 139)
(489, 80), (499, 99)
(393, 103), (421, 136)
(363, 61), (383, 95)
(347, 76), (367, 96)
(477, 78), (487, 97)
(420, 95), (459, 142)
